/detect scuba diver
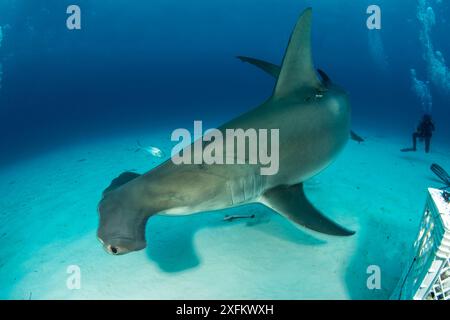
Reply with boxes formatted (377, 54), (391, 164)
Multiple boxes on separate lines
(401, 114), (435, 153)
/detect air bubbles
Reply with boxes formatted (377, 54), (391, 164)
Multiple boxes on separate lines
(417, 0), (450, 95)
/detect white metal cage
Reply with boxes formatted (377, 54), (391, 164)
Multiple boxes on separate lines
(391, 188), (450, 300)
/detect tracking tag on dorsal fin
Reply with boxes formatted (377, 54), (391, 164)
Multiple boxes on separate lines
(103, 171), (141, 196)
(261, 183), (355, 236)
(274, 8), (322, 98)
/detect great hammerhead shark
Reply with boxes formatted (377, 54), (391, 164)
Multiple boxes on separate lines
(97, 8), (355, 256)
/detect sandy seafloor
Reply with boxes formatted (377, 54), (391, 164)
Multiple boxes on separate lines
(0, 124), (449, 300)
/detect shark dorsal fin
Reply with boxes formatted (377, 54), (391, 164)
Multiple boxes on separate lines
(273, 8), (321, 98)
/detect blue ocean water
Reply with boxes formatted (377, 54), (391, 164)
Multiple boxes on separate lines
(0, 0), (449, 300)
(0, 0), (449, 166)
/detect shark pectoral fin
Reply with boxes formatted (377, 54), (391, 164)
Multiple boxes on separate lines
(274, 8), (322, 98)
(261, 184), (355, 236)
(237, 56), (281, 78)
(102, 171), (142, 196)
(236, 55), (333, 91)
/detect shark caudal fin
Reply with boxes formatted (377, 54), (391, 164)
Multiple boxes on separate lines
(274, 8), (322, 98)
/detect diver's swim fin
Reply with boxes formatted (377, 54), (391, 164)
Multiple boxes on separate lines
(261, 183), (355, 236)
(431, 163), (450, 186)
(400, 148), (416, 153)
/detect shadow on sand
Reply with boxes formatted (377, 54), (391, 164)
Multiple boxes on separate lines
(145, 204), (326, 273)
(344, 215), (418, 299)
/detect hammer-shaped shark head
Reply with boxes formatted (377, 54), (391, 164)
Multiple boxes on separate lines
(97, 172), (148, 255)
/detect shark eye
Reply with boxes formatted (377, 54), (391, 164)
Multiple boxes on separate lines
(110, 246), (118, 254)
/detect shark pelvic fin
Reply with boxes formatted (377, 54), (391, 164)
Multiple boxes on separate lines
(273, 8), (322, 98)
(261, 183), (355, 236)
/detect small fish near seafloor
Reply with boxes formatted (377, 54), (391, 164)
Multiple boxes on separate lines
(223, 214), (256, 222)
(136, 141), (165, 158)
